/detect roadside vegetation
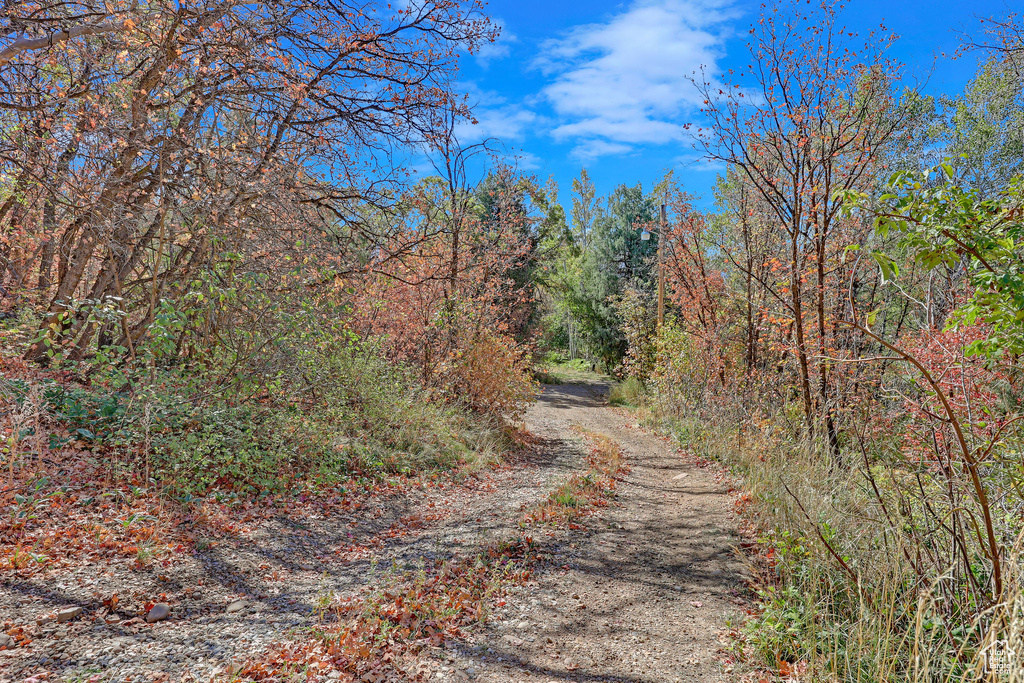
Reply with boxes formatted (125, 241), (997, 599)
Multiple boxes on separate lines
(0, 1), (549, 579)
(2, 1), (1024, 681)
(536, 6), (1024, 681)
(533, 352), (604, 385)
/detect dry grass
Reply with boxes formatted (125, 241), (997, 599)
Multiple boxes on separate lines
(520, 430), (629, 528)
(645, 410), (1023, 683)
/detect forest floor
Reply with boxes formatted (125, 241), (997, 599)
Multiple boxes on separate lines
(1, 381), (749, 683)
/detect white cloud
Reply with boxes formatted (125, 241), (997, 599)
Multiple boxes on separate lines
(536, 0), (736, 158)
(570, 139), (636, 162)
(476, 19), (517, 67)
(455, 82), (539, 144)
(458, 105), (538, 143)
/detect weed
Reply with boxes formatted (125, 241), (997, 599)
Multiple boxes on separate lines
(534, 358), (604, 385)
(608, 376), (645, 407)
(553, 489), (581, 508)
(135, 542), (155, 567)
(744, 584), (815, 665)
(117, 512), (156, 531)
(64, 666), (107, 683)
(646, 406), (1024, 682)
(520, 430), (628, 527)
(7, 477), (60, 535)
(2, 341), (512, 498)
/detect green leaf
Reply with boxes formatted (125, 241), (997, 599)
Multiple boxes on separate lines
(871, 252), (899, 283)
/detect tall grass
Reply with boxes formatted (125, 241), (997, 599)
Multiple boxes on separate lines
(645, 404), (1024, 681)
(608, 376), (645, 406)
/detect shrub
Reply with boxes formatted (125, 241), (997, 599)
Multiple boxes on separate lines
(2, 339), (509, 495)
(446, 331), (537, 422)
(608, 376), (645, 407)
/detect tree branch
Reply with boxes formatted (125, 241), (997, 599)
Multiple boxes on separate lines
(0, 21), (125, 66)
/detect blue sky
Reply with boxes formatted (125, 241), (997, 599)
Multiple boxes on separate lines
(445, 0), (1019, 211)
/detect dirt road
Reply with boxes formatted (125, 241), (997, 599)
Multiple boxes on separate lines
(435, 382), (746, 682)
(1, 382), (744, 682)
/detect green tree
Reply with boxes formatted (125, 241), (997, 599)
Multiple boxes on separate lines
(862, 165), (1024, 358)
(564, 183), (657, 369)
(474, 170), (568, 341)
(939, 57), (1024, 196)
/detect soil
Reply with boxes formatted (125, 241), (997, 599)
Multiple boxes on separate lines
(442, 382), (746, 683)
(0, 381), (746, 682)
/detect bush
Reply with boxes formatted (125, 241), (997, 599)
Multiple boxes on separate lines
(152, 403), (347, 492)
(647, 398), (1024, 682)
(446, 331), (537, 422)
(302, 341), (506, 477)
(542, 349), (569, 365)
(608, 376), (645, 407)
(2, 339), (509, 496)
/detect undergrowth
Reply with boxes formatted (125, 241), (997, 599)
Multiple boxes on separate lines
(1, 341), (506, 498)
(642, 404), (1024, 683)
(608, 376), (645, 407)
(533, 354), (603, 385)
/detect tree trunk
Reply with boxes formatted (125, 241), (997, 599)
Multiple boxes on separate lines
(791, 227), (814, 439)
(815, 227), (840, 461)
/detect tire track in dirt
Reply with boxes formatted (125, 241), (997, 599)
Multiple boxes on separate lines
(434, 382), (745, 683)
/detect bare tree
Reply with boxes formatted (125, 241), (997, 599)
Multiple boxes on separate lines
(694, 0), (908, 454)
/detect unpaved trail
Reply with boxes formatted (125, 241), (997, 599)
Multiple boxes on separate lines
(439, 382), (746, 683)
(0, 435), (583, 682)
(0, 382), (744, 682)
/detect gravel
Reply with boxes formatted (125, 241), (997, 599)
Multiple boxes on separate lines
(1, 382), (746, 682)
(0, 390), (583, 682)
(430, 383), (747, 682)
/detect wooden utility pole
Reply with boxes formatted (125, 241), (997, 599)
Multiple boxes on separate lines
(658, 204), (666, 327)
